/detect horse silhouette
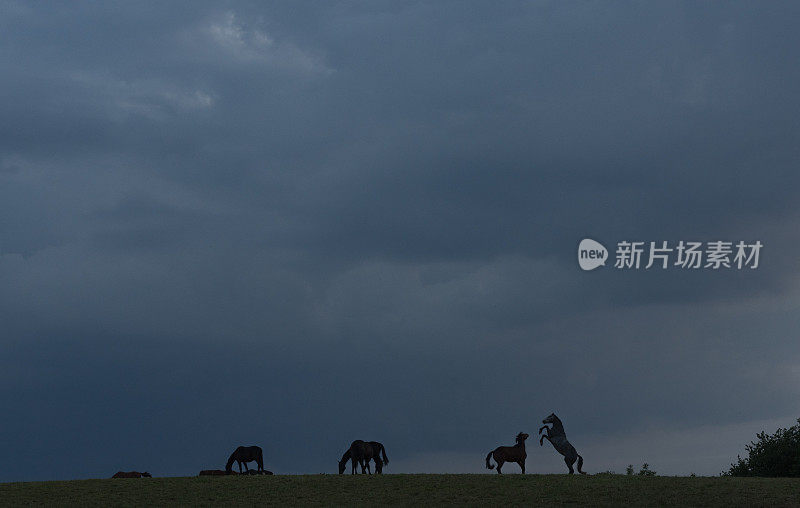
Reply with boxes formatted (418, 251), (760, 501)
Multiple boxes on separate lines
(338, 440), (389, 474)
(364, 441), (389, 474)
(111, 471), (151, 478)
(338, 440), (368, 474)
(225, 445), (265, 474)
(485, 432), (529, 474)
(539, 413), (586, 474)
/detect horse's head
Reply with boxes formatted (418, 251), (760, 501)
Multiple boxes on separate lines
(542, 412), (557, 424)
(142, 472), (152, 478)
(338, 460), (346, 474)
(516, 432), (529, 443)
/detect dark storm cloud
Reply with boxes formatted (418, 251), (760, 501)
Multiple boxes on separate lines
(1, 1), (799, 480)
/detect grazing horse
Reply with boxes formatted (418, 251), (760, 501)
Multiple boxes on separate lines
(485, 432), (529, 474)
(225, 445), (265, 474)
(539, 413), (586, 474)
(338, 440), (389, 474)
(112, 471), (151, 478)
(339, 440), (368, 474)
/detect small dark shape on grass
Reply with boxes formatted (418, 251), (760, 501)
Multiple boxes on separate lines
(244, 469), (274, 475)
(111, 471), (151, 478)
(199, 470), (236, 476)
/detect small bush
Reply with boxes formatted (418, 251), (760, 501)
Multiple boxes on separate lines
(625, 463), (656, 476)
(638, 463), (656, 476)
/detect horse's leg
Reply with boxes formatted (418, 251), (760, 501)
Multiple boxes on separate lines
(540, 435), (551, 447)
(539, 425), (549, 435)
(496, 460), (503, 474)
(238, 461), (243, 474)
(519, 460), (525, 474)
(565, 456), (575, 474)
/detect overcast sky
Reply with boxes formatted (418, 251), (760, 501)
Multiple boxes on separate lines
(1, 1), (799, 481)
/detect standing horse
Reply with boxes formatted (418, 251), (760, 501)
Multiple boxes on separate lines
(485, 432), (529, 474)
(225, 445), (265, 474)
(338, 440), (389, 474)
(539, 413), (587, 474)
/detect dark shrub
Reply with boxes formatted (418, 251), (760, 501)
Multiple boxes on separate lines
(637, 463), (656, 476)
(724, 418), (800, 477)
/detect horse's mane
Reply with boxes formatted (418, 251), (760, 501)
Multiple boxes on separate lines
(549, 415), (566, 436)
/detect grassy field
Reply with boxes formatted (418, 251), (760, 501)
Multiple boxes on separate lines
(1, 474), (799, 507)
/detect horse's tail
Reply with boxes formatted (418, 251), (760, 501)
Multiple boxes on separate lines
(577, 454), (587, 474)
(485, 451), (495, 470)
(225, 451), (236, 473)
(379, 443), (389, 465)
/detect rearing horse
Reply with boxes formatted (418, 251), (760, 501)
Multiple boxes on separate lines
(539, 413), (586, 474)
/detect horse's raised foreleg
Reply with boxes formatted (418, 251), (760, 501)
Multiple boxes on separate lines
(539, 425), (549, 435)
(540, 434), (551, 447)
